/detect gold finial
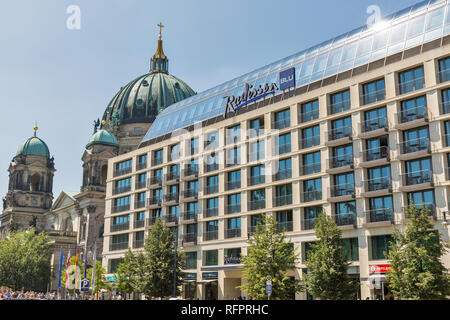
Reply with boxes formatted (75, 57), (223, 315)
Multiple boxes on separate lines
(34, 122), (38, 137)
(101, 120), (106, 126)
(157, 22), (164, 40)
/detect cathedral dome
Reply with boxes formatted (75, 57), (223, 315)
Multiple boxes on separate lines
(86, 129), (119, 149)
(102, 32), (196, 127)
(16, 129), (50, 158)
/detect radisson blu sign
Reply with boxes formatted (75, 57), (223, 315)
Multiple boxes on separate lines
(224, 67), (295, 117)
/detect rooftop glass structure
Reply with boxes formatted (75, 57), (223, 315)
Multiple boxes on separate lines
(141, 0), (450, 143)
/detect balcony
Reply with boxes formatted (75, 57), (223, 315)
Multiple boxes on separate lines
(110, 242), (129, 251)
(362, 176), (392, 196)
(205, 163), (219, 172)
(113, 185), (131, 195)
(110, 222), (129, 232)
(151, 157), (163, 167)
(149, 175), (162, 186)
(183, 189), (198, 199)
(135, 180), (146, 190)
(248, 199), (266, 211)
(399, 137), (430, 159)
(164, 214), (179, 225)
(134, 219), (145, 228)
(148, 197), (162, 207)
(205, 184), (218, 195)
(359, 116), (388, 139)
(276, 221), (293, 232)
(165, 172), (180, 183)
(248, 175), (265, 186)
(164, 192), (179, 202)
(396, 77), (424, 95)
(398, 106), (427, 124)
(203, 230), (218, 241)
(328, 183), (355, 201)
(273, 169), (292, 181)
(184, 165), (199, 178)
(225, 228), (241, 239)
(327, 154), (354, 173)
(226, 181), (241, 191)
(299, 136), (320, 149)
(273, 194), (293, 207)
(114, 167), (132, 177)
(301, 217), (317, 231)
(204, 208), (218, 218)
(361, 88), (386, 105)
(226, 204), (241, 214)
(302, 190), (322, 203)
(326, 126), (352, 146)
(439, 68), (450, 83)
(183, 233), (197, 245)
(133, 240), (144, 249)
(182, 211), (198, 222)
(299, 109), (319, 123)
(111, 204), (130, 213)
(399, 170), (433, 192)
(300, 163), (321, 176)
(403, 204), (436, 220)
(273, 118), (291, 130)
(361, 146), (389, 165)
(135, 200), (146, 209)
(136, 162), (147, 171)
(333, 213), (357, 228)
(364, 208), (394, 226)
(329, 99), (350, 115)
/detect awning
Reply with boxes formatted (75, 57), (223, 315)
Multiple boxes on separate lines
(197, 279), (218, 284)
(368, 274), (386, 282)
(183, 279), (197, 283)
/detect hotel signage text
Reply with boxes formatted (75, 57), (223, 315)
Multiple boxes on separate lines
(279, 67), (295, 90)
(369, 265), (391, 274)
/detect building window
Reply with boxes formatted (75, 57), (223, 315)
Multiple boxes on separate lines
(362, 106), (387, 133)
(303, 206), (322, 230)
(367, 165), (391, 191)
(274, 158), (292, 181)
(249, 117), (264, 138)
(224, 248), (242, 264)
(300, 100), (319, 123)
(205, 131), (219, 150)
(249, 164), (265, 185)
(340, 238), (359, 261)
(184, 223), (197, 243)
(274, 109), (290, 130)
(204, 221), (218, 241)
(398, 66), (424, 94)
(227, 170), (241, 190)
(226, 217), (241, 238)
(108, 258), (124, 273)
(115, 159), (132, 176)
(249, 140), (265, 162)
(278, 133), (291, 155)
(399, 95), (427, 123)
(362, 78), (385, 105)
(113, 196), (130, 213)
(329, 116), (352, 141)
(303, 179), (322, 203)
(274, 184), (292, 207)
(205, 153), (219, 172)
(205, 175), (218, 195)
(334, 201), (356, 226)
(186, 252), (197, 269)
(404, 157), (432, 186)
(249, 189), (265, 211)
(203, 250), (218, 266)
(332, 172), (355, 197)
(364, 135), (389, 162)
(329, 89), (350, 114)
(111, 233), (129, 251)
(441, 88), (450, 115)
(169, 144), (180, 162)
(302, 151), (321, 175)
(205, 197), (218, 217)
(134, 231), (145, 248)
(227, 193), (241, 214)
(114, 177), (131, 194)
(368, 196), (393, 223)
(152, 149), (163, 166)
(276, 210), (293, 232)
(249, 214), (264, 234)
(401, 126), (429, 154)
(226, 147), (241, 167)
(301, 125), (320, 149)
(438, 56), (450, 83)
(190, 138), (199, 155)
(370, 235), (392, 260)
(331, 144), (353, 168)
(137, 154), (147, 170)
(226, 124), (241, 144)
(407, 190), (435, 214)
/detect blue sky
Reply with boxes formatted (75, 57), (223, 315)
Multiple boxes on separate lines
(0, 0), (417, 198)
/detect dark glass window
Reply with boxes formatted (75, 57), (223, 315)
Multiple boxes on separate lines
(363, 107), (387, 132)
(278, 133), (291, 154)
(331, 144), (353, 168)
(303, 206), (322, 230)
(226, 147), (241, 166)
(226, 125), (241, 144)
(402, 126), (429, 153)
(398, 66), (424, 94)
(407, 190), (435, 209)
(404, 157), (432, 185)
(303, 179), (322, 202)
(329, 89), (350, 114)
(302, 151), (321, 175)
(250, 165), (265, 185)
(274, 109), (291, 129)
(169, 144), (180, 161)
(442, 88), (450, 114)
(438, 56), (450, 82)
(371, 235), (392, 260)
(301, 125), (320, 149)
(330, 116), (352, 140)
(367, 165), (391, 191)
(249, 140), (265, 161)
(362, 78), (385, 105)
(203, 250), (218, 266)
(186, 252), (197, 269)
(340, 238), (359, 261)
(399, 96), (427, 123)
(249, 118), (264, 137)
(301, 100), (319, 122)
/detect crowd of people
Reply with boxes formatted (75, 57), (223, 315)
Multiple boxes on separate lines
(0, 290), (57, 300)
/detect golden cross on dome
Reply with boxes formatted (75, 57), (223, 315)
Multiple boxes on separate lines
(158, 22), (164, 39)
(34, 122), (38, 137)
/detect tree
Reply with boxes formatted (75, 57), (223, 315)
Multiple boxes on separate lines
(0, 228), (51, 291)
(303, 212), (358, 300)
(238, 214), (303, 299)
(115, 218), (185, 299)
(60, 255), (107, 294)
(385, 204), (450, 300)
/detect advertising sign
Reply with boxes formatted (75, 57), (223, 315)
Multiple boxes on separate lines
(279, 67), (295, 90)
(80, 278), (90, 292)
(369, 265), (391, 274)
(202, 272), (219, 280)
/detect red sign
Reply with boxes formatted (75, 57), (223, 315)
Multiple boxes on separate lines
(369, 265), (391, 274)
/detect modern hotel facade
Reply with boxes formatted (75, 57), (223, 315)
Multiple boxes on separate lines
(102, 0), (450, 300)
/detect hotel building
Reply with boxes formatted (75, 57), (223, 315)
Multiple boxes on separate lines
(102, 0), (450, 300)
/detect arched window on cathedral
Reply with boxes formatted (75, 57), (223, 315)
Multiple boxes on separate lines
(30, 174), (40, 191)
(101, 165), (108, 185)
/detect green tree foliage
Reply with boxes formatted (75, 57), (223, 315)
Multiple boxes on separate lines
(238, 214), (303, 300)
(115, 218), (185, 299)
(385, 204), (450, 300)
(0, 228), (51, 291)
(303, 212), (358, 300)
(60, 256), (107, 294)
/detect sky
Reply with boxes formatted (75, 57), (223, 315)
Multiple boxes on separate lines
(0, 0), (418, 199)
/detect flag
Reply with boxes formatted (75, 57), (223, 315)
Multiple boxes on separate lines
(91, 242), (97, 293)
(65, 250), (71, 290)
(83, 248), (87, 279)
(57, 248), (63, 289)
(74, 249), (79, 289)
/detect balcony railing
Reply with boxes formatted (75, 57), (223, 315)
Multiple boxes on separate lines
(299, 135), (320, 149)
(249, 175), (265, 186)
(273, 118), (291, 130)
(114, 167), (132, 177)
(151, 157), (163, 166)
(110, 222), (129, 232)
(273, 194), (293, 207)
(149, 175), (162, 186)
(329, 154), (353, 169)
(111, 204), (130, 213)
(136, 162), (147, 171)
(203, 230), (218, 241)
(440, 100), (450, 115)
(110, 242), (129, 251)
(226, 204), (241, 214)
(300, 163), (321, 175)
(329, 99), (351, 114)
(183, 189), (198, 199)
(365, 208), (394, 223)
(135, 200), (146, 209)
(302, 190), (322, 202)
(363, 146), (389, 162)
(299, 109), (319, 123)
(148, 197), (162, 206)
(439, 68), (450, 83)
(273, 169), (292, 181)
(402, 170), (433, 186)
(226, 181), (241, 191)
(277, 143), (291, 155)
(183, 233), (197, 244)
(135, 180), (146, 190)
(225, 228), (241, 239)
(164, 214), (179, 224)
(364, 176), (392, 192)
(204, 208), (218, 218)
(328, 126), (352, 141)
(403, 203), (436, 219)
(397, 77), (424, 95)
(276, 221), (293, 232)
(361, 116), (387, 133)
(165, 172), (180, 182)
(248, 199), (266, 211)
(164, 193), (179, 202)
(205, 184), (219, 195)
(361, 88), (386, 105)
(399, 137), (429, 154)
(183, 211), (198, 221)
(184, 165), (199, 177)
(133, 240), (144, 249)
(333, 213), (357, 226)
(134, 219), (145, 228)
(397, 105), (427, 123)
(302, 217), (318, 230)
(329, 183), (355, 197)
(113, 185), (131, 195)
(205, 162), (219, 172)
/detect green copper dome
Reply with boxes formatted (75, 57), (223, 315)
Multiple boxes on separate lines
(16, 135), (50, 158)
(102, 37), (196, 127)
(86, 129), (119, 149)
